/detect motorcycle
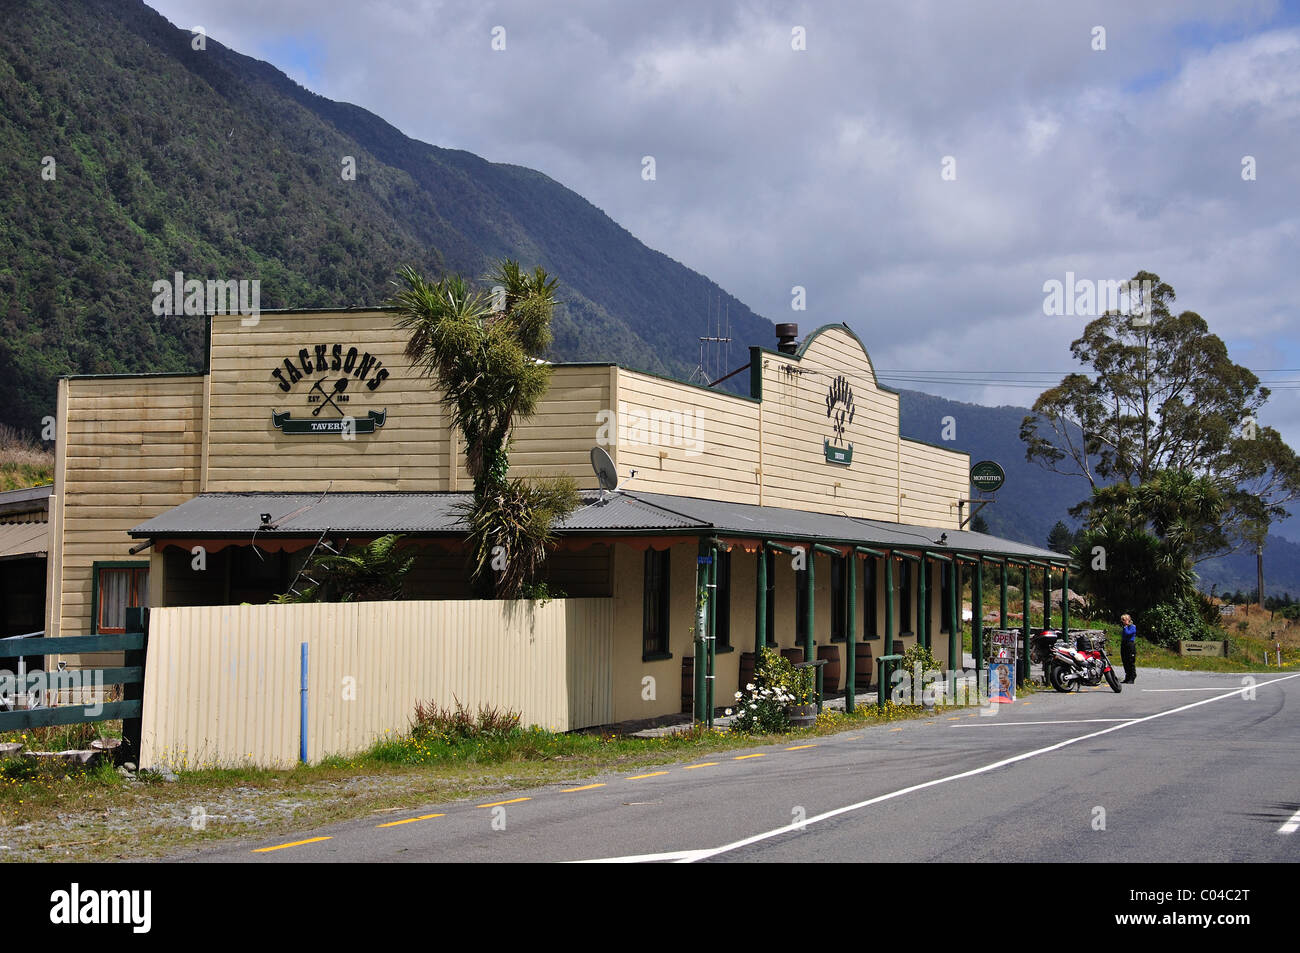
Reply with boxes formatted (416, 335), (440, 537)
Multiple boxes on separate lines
(1030, 629), (1122, 694)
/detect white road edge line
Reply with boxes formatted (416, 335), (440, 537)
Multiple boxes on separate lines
(1279, 807), (1300, 835)
(574, 849), (704, 863)
(949, 718), (1137, 727)
(1143, 688), (1253, 692)
(1142, 678), (1294, 693)
(656, 671), (1300, 863)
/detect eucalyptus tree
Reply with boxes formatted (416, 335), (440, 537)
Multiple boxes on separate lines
(391, 260), (578, 597)
(1020, 270), (1300, 562)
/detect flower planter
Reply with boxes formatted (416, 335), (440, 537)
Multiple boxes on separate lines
(786, 703), (817, 728)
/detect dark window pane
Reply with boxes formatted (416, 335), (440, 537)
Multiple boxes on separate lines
(643, 549), (670, 656)
(795, 566), (808, 640)
(900, 560), (912, 632)
(864, 558), (878, 639)
(830, 555), (846, 642)
(941, 562), (953, 632)
(715, 549), (731, 649)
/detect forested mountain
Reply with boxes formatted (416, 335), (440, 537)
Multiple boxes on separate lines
(896, 389), (1092, 548)
(0, 0), (771, 433)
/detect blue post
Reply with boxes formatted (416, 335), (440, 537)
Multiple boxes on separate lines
(299, 642), (309, 764)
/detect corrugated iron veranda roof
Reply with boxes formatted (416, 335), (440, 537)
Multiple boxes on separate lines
(128, 490), (1068, 564)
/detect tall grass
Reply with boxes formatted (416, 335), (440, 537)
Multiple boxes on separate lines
(0, 423), (53, 489)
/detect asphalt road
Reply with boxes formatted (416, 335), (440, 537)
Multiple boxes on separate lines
(171, 667), (1300, 863)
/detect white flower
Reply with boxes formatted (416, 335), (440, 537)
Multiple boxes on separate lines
(734, 692), (742, 700)
(750, 703), (758, 709)
(746, 683), (756, 691)
(724, 708), (733, 716)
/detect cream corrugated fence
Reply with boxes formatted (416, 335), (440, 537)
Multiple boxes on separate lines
(139, 598), (613, 770)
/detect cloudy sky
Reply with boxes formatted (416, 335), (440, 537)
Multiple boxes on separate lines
(147, 0), (1300, 442)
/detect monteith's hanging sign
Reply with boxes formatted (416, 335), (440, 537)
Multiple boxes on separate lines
(270, 343), (390, 435)
(823, 374), (856, 465)
(970, 460), (1005, 493)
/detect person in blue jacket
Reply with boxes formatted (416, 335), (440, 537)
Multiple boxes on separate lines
(1119, 613), (1138, 683)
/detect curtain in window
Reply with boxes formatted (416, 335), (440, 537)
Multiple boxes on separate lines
(99, 570), (131, 631)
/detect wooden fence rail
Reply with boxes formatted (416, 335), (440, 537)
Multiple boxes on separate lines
(0, 607), (149, 760)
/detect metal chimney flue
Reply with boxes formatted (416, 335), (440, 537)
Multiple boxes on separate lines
(775, 323), (799, 354)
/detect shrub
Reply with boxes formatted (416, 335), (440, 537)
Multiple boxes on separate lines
(1138, 597), (1213, 648)
(754, 647), (814, 704)
(728, 648), (812, 733)
(410, 698), (521, 743)
(1191, 590), (1222, 628)
(729, 682), (793, 733)
(899, 642), (941, 678)
(892, 643), (945, 705)
(1070, 523), (1192, 620)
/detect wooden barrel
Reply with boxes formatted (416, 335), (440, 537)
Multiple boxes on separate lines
(681, 656), (694, 714)
(855, 642), (874, 688)
(817, 645), (840, 693)
(780, 646), (805, 666)
(738, 651), (756, 695)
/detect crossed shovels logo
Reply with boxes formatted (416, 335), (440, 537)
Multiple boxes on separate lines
(310, 376), (349, 416)
(272, 375), (387, 435)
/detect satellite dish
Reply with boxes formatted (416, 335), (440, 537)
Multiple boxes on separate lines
(590, 446), (619, 491)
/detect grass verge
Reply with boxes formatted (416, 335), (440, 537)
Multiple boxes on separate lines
(0, 699), (959, 862)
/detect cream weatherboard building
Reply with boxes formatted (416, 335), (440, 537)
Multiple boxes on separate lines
(43, 310), (1067, 760)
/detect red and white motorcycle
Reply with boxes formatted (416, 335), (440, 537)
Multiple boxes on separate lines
(1031, 630), (1122, 693)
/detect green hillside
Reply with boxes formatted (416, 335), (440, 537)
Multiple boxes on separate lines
(0, 0), (772, 434)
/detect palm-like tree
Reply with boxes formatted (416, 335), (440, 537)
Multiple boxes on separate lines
(391, 261), (578, 597)
(274, 534), (415, 603)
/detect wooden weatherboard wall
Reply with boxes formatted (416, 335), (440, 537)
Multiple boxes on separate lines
(609, 325), (969, 525)
(47, 374), (204, 658)
(206, 310), (447, 492)
(50, 315), (968, 656)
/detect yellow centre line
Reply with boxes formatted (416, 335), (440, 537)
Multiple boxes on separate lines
(626, 771), (669, 780)
(253, 836), (331, 853)
(785, 744), (818, 750)
(683, 762), (719, 770)
(377, 813), (445, 828)
(476, 797), (531, 808)
(843, 735), (861, 740)
(734, 753), (765, 760)
(561, 783), (606, 792)
(890, 727), (904, 732)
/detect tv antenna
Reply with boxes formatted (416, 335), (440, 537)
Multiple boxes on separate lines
(694, 291), (732, 384)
